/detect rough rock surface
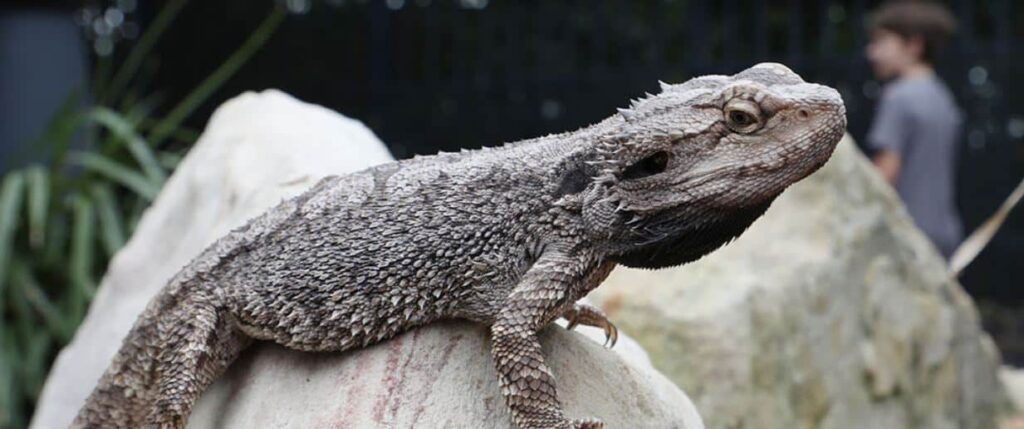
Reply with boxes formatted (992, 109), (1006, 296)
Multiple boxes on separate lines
(32, 90), (702, 429)
(589, 136), (1005, 429)
(190, 323), (701, 429)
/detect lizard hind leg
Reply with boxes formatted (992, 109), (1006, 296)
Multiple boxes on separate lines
(146, 293), (252, 428)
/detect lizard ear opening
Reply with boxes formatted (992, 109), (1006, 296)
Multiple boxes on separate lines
(555, 160), (599, 197)
(622, 151), (669, 180)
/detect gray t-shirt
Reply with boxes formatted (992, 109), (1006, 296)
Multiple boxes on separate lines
(867, 75), (963, 257)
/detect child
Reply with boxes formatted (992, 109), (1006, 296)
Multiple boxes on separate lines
(865, 1), (962, 259)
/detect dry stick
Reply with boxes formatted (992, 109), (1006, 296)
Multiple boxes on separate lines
(949, 175), (1024, 277)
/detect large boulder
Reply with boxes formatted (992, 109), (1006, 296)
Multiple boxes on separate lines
(589, 137), (1006, 429)
(32, 90), (703, 429)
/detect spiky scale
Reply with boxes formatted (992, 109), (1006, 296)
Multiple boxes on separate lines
(617, 107), (636, 121)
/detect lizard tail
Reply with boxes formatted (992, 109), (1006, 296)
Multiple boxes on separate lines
(71, 286), (251, 428)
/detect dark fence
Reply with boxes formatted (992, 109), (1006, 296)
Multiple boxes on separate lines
(151, 0), (1022, 354)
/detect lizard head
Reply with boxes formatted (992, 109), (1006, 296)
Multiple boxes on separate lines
(578, 62), (846, 269)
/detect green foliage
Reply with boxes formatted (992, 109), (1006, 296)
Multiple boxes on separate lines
(0, 2), (286, 427)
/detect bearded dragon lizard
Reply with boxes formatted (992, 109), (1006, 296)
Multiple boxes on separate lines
(73, 63), (846, 429)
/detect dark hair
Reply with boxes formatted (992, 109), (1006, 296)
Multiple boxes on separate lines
(868, 1), (957, 64)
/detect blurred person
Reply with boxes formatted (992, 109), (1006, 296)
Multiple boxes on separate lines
(865, 1), (961, 259)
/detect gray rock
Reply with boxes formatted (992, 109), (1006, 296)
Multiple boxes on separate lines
(190, 322), (702, 429)
(32, 90), (702, 429)
(589, 136), (1005, 429)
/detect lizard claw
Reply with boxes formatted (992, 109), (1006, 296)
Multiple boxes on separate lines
(562, 303), (618, 349)
(603, 323), (618, 349)
(572, 417), (605, 429)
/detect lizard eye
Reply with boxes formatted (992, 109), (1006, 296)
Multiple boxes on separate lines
(622, 151), (669, 180)
(729, 110), (755, 126)
(724, 101), (763, 134)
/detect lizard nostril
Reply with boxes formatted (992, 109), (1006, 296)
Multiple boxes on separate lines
(797, 109), (811, 120)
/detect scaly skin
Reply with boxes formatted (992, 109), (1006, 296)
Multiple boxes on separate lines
(73, 63), (846, 429)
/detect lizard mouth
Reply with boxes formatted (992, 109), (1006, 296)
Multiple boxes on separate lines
(615, 166), (732, 216)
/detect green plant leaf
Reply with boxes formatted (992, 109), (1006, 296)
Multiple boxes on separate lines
(42, 211), (69, 269)
(0, 171), (26, 301)
(140, 118), (200, 145)
(126, 195), (148, 235)
(99, 0), (190, 106)
(68, 194), (97, 300)
(92, 51), (113, 107)
(7, 259), (32, 327)
(124, 91), (166, 125)
(157, 150), (185, 171)
(0, 328), (21, 429)
(22, 333), (52, 399)
(25, 165), (50, 249)
(71, 152), (159, 201)
(88, 107), (166, 186)
(11, 259), (72, 341)
(90, 183), (126, 257)
(147, 6), (286, 147)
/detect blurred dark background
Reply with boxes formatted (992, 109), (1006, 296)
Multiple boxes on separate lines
(1, 0), (1022, 382)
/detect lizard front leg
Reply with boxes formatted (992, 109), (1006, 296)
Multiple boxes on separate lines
(490, 248), (607, 429)
(562, 303), (618, 348)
